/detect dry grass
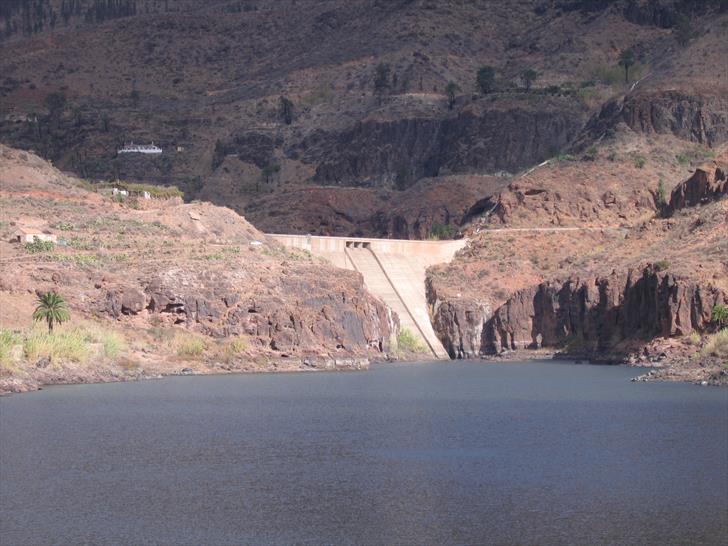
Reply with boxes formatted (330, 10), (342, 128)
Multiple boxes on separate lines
(702, 329), (728, 359)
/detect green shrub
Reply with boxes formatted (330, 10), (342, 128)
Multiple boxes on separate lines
(656, 180), (667, 207)
(712, 305), (728, 328)
(654, 260), (670, 272)
(634, 155), (646, 169)
(676, 153), (690, 165)
(397, 328), (428, 354)
(25, 240), (55, 253)
(428, 223), (456, 240)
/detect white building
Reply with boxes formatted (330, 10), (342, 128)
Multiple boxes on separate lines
(117, 142), (163, 154)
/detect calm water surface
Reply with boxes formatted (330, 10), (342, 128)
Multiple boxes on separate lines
(1, 360), (727, 545)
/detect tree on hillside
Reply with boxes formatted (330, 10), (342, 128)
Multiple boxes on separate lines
(374, 62), (391, 103)
(33, 291), (70, 334)
(280, 96), (294, 125)
(673, 15), (694, 46)
(260, 163), (280, 192)
(521, 68), (539, 91)
(618, 48), (635, 83)
(445, 81), (460, 110)
(44, 91), (66, 115)
(476, 66), (496, 94)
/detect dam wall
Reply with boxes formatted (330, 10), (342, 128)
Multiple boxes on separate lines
(269, 234), (465, 359)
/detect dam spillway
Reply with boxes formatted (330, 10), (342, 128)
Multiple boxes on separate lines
(268, 235), (466, 359)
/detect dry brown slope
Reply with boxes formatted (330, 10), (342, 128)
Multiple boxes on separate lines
(0, 144), (398, 394)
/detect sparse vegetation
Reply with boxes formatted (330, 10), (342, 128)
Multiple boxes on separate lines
(656, 180), (667, 207)
(24, 328), (89, 363)
(24, 240), (55, 253)
(676, 153), (690, 165)
(175, 335), (207, 358)
(0, 330), (20, 368)
(397, 328), (428, 354)
(702, 329), (728, 358)
(673, 15), (694, 46)
(476, 65), (496, 94)
(654, 260), (670, 272)
(428, 223), (456, 240)
(634, 155), (646, 169)
(90, 181), (184, 199)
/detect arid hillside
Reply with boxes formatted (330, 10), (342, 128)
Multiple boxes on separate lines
(0, 144), (399, 394)
(1, 0), (726, 237)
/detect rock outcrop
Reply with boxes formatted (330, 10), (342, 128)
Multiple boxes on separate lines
(426, 278), (490, 359)
(483, 267), (725, 355)
(662, 160), (728, 216)
(104, 265), (396, 355)
(308, 99), (586, 188)
(584, 91), (728, 146)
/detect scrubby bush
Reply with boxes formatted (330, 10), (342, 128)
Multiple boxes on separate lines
(25, 240), (55, 253)
(712, 305), (728, 328)
(656, 180), (667, 207)
(397, 328), (428, 354)
(428, 223), (456, 240)
(702, 329), (728, 358)
(634, 155), (646, 168)
(175, 336), (206, 358)
(654, 260), (670, 272)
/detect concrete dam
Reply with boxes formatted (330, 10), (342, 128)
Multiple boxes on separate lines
(269, 234), (466, 359)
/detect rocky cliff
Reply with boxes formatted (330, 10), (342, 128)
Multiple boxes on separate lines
(483, 267), (726, 356)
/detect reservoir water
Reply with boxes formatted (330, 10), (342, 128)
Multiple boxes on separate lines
(1, 360), (727, 545)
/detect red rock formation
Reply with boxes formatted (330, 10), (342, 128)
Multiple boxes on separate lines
(663, 161), (728, 216)
(483, 267), (726, 355)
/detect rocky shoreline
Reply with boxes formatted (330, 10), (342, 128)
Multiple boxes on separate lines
(0, 355), (376, 396)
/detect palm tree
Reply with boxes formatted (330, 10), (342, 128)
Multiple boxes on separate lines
(33, 291), (70, 333)
(618, 48), (635, 84)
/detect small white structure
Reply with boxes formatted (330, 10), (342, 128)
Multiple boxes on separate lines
(142, 191), (151, 199)
(117, 142), (163, 154)
(15, 228), (57, 244)
(111, 188), (129, 197)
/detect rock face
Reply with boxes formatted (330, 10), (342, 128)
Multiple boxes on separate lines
(482, 268), (726, 355)
(308, 101), (586, 188)
(663, 161), (728, 216)
(584, 91), (728, 146)
(244, 174), (509, 239)
(426, 278), (490, 359)
(105, 265), (397, 356)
